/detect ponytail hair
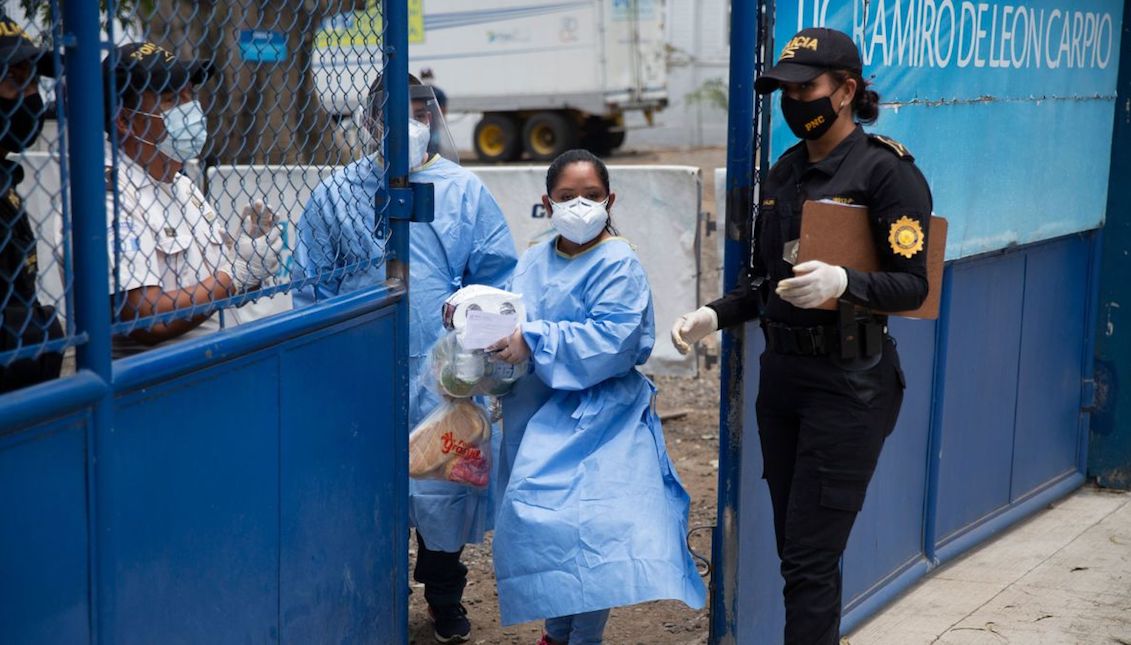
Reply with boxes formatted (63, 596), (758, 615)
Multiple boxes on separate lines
(832, 69), (881, 125)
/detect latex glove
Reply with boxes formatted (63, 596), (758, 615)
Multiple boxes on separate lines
(240, 199), (278, 238)
(671, 306), (718, 355)
(776, 260), (847, 309)
(229, 228), (283, 292)
(487, 327), (530, 365)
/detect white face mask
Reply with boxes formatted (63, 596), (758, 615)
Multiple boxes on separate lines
(132, 100), (208, 162)
(549, 196), (610, 245)
(409, 118), (430, 169)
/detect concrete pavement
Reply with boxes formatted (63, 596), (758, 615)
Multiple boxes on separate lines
(846, 485), (1131, 645)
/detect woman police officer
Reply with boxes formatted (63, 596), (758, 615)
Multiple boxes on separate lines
(671, 28), (933, 644)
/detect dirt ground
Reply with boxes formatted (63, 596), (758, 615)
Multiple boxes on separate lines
(410, 147), (729, 644)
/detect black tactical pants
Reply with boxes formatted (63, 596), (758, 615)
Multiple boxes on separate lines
(756, 338), (905, 645)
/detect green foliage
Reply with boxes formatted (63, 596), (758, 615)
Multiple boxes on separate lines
(17, 0), (155, 39)
(685, 77), (729, 112)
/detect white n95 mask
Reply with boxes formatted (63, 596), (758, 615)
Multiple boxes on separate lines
(550, 196), (609, 245)
(409, 118), (430, 169)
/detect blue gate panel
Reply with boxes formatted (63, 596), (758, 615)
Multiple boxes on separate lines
(734, 330), (787, 640)
(101, 358), (282, 644)
(279, 311), (401, 642)
(843, 318), (936, 605)
(1012, 236), (1092, 496)
(0, 417), (91, 645)
(935, 254), (1026, 543)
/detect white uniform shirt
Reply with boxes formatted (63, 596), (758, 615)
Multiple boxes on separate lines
(107, 151), (231, 357)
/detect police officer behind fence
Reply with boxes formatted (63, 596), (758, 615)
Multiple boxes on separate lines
(0, 15), (62, 392)
(100, 43), (280, 357)
(671, 28), (932, 644)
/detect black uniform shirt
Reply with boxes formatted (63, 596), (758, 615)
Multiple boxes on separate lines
(709, 125), (933, 328)
(0, 159), (40, 311)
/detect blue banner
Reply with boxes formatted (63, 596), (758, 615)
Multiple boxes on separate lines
(770, 0), (1125, 257)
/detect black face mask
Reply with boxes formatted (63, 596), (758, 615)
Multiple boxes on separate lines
(781, 94), (839, 140)
(0, 93), (45, 153)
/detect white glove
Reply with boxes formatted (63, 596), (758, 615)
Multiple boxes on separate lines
(776, 260), (848, 309)
(671, 306), (718, 355)
(229, 228), (283, 292)
(240, 199), (278, 238)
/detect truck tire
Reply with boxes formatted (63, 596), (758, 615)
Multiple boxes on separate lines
(581, 117), (626, 156)
(474, 114), (522, 162)
(605, 126), (626, 150)
(523, 111), (578, 161)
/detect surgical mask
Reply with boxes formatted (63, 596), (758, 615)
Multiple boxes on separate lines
(781, 94), (839, 140)
(132, 99), (208, 162)
(409, 118), (430, 169)
(0, 94), (45, 153)
(549, 196), (609, 245)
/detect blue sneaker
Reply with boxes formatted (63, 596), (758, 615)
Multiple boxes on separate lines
(428, 603), (470, 643)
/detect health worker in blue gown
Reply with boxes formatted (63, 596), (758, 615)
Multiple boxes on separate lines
(292, 73), (517, 644)
(488, 150), (707, 645)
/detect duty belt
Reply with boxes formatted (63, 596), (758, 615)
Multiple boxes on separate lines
(761, 319), (888, 358)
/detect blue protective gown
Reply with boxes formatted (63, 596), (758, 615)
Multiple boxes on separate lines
(494, 236), (707, 625)
(293, 155), (517, 552)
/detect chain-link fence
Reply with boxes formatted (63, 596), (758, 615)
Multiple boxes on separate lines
(0, 9), (70, 392)
(1, 0), (408, 388)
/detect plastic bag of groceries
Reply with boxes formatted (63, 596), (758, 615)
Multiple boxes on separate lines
(408, 398), (492, 489)
(431, 331), (528, 398)
(432, 285), (529, 398)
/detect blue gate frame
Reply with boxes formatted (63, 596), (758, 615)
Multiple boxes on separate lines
(0, 2), (416, 643)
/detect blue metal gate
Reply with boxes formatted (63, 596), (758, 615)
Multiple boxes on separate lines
(1, 1), (416, 642)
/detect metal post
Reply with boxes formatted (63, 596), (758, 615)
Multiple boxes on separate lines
(62, 0), (110, 378)
(710, 0), (760, 642)
(382, 0), (411, 637)
(61, 0), (110, 641)
(1089, 0), (1131, 490)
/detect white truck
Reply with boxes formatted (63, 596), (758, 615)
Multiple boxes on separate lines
(312, 0), (668, 161)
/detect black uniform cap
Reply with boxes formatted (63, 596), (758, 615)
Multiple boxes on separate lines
(755, 28), (862, 94)
(0, 14), (56, 77)
(102, 42), (214, 98)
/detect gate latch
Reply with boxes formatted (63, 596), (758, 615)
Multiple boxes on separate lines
(385, 182), (435, 223)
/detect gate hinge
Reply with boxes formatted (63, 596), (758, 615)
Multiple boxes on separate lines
(1081, 378), (1097, 412)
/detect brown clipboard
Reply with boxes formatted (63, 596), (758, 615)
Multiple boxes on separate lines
(795, 200), (947, 319)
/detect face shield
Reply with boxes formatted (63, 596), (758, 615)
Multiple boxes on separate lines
(410, 84), (459, 166)
(363, 83), (459, 169)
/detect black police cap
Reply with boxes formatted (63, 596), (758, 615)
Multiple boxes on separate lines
(102, 42), (214, 98)
(0, 14), (55, 78)
(755, 28), (862, 94)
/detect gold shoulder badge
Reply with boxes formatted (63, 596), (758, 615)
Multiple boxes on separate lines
(888, 216), (924, 258)
(871, 134), (912, 158)
(6, 189), (20, 209)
